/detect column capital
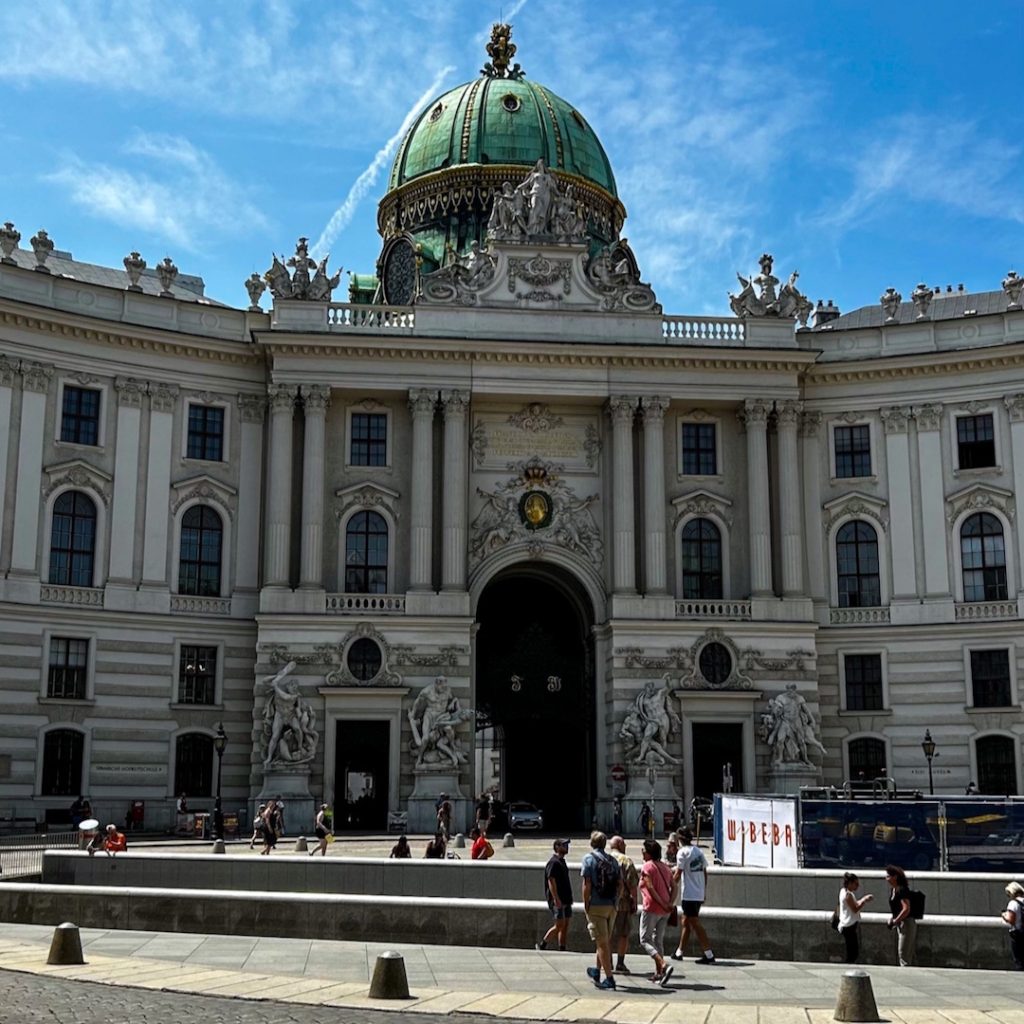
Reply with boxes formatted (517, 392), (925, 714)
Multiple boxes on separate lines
(440, 388), (470, 418)
(115, 376), (146, 408)
(912, 403), (943, 432)
(149, 382), (179, 413)
(881, 405), (912, 434)
(641, 395), (670, 423)
(606, 394), (638, 423)
(798, 410), (822, 437)
(302, 384), (331, 414)
(237, 393), (267, 423)
(408, 387), (438, 417)
(267, 383), (298, 414)
(1005, 393), (1024, 423)
(738, 398), (771, 428)
(0, 355), (17, 387)
(20, 360), (53, 393)
(775, 399), (803, 428)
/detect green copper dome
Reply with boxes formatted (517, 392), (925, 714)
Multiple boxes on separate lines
(388, 77), (617, 197)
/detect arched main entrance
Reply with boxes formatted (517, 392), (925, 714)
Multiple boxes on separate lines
(475, 565), (595, 831)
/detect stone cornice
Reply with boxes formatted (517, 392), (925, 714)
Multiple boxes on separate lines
(806, 341), (1024, 385)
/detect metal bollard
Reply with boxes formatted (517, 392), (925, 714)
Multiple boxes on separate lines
(369, 950), (410, 999)
(47, 922), (85, 965)
(833, 969), (880, 1023)
(212, 838), (226, 854)
(453, 832), (465, 848)
(503, 832), (515, 848)
(294, 835), (308, 853)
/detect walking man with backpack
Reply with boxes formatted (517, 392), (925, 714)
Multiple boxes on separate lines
(581, 830), (621, 990)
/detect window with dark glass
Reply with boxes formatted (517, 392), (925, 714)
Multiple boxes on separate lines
(836, 521), (881, 607)
(844, 653), (883, 711)
(178, 506), (222, 596)
(174, 733), (213, 797)
(681, 422), (717, 475)
(47, 637), (89, 700)
(347, 637), (383, 682)
(178, 645), (217, 705)
(698, 642), (732, 686)
(957, 414), (996, 469)
(186, 405), (225, 461)
(345, 511), (388, 593)
(681, 518), (722, 599)
(60, 386), (101, 446)
(970, 649), (1012, 707)
(977, 735), (1017, 795)
(961, 512), (1007, 602)
(41, 729), (84, 796)
(49, 491), (97, 587)
(350, 413), (387, 466)
(834, 425), (872, 478)
(848, 737), (887, 781)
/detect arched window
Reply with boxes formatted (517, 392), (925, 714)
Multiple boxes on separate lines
(174, 733), (213, 798)
(41, 729), (84, 796)
(345, 511), (388, 593)
(178, 506), (222, 596)
(836, 521), (880, 607)
(49, 491), (96, 587)
(961, 512), (1007, 602)
(976, 735), (1017, 795)
(680, 518), (722, 599)
(848, 737), (886, 781)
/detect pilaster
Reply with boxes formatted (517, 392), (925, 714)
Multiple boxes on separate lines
(236, 394), (266, 598)
(881, 405), (916, 600)
(263, 384), (297, 588)
(140, 382), (178, 597)
(408, 388), (437, 592)
(607, 395), (638, 594)
(913, 403), (951, 598)
(799, 411), (826, 605)
(441, 388), (470, 591)
(641, 395), (669, 595)
(299, 385), (330, 590)
(739, 398), (772, 597)
(0, 356), (17, 563)
(107, 377), (145, 583)
(776, 399), (804, 596)
(1005, 394), (1024, 596)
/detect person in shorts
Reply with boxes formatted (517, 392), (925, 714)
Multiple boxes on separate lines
(608, 835), (639, 974)
(536, 838), (573, 951)
(581, 830), (620, 990)
(672, 827), (714, 964)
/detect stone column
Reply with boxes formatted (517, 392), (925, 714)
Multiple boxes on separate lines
(740, 398), (773, 597)
(913, 403), (950, 597)
(235, 394), (266, 593)
(641, 395), (669, 595)
(263, 384), (297, 588)
(299, 385), (331, 589)
(441, 389), (470, 591)
(141, 383), (178, 587)
(0, 357), (18, 563)
(607, 395), (638, 594)
(799, 411), (826, 602)
(776, 399), (804, 596)
(1005, 394), (1024, 592)
(9, 361), (52, 576)
(408, 388), (437, 592)
(882, 406), (916, 599)
(107, 377), (146, 582)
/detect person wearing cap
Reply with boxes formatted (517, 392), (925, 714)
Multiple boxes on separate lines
(671, 826), (714, 964)
(1002, 881), (1024, 969)
(536, 838), (573, 951)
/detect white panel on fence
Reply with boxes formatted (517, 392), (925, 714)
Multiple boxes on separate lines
(719, 796), (798, 869)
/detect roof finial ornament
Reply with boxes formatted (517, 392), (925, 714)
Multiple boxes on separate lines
(482, 23), (524, 79)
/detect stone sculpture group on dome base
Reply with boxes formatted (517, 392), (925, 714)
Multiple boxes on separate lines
(729, 252), (813, 325)
(264, 237), (342, 302)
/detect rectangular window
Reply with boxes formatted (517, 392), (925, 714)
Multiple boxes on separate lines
(844, 653), (884, 711)
(60, 386), (101, 446)
(957, 414), (996, 469)
(350, 413), (387, 467)
(681, 422), (717, 475)
(834, 425), (872, 478)
(186, 405), (225, 461)
(178, 645), (217, 705)
(47, 637), (89, 699)
(970, 649), (1012, 707)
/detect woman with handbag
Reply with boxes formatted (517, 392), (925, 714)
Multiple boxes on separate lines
(837, 871), (873, 963)
(637, 838), (675, 987)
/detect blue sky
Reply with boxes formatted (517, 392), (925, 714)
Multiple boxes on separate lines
(1, 0), (1021, 317)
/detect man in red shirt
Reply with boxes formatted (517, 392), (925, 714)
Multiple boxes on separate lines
(102, 824), (127, 856)
(470, 826), (494, 860)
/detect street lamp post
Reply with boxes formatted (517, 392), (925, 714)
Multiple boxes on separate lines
(921, 729), (937, 796)
(213, 723), (227, 840)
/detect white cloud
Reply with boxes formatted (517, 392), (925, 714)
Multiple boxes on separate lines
(46, 133), (267, 250)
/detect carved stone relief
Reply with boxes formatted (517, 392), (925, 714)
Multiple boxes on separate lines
(945, 484), (1016, 525)
(43, 460), (113, 506)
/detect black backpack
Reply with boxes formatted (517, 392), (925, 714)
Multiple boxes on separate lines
(593, 850), (620, 900)
(909, 889), (926, 920)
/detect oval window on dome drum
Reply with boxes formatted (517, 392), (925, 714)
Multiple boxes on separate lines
(501, 93), (521, 113)
(381, 237), (417, 305)
(347, 638), (382, 682)
(429, 102), (444, 122)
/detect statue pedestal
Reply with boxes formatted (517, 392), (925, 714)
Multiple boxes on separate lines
(258, 766), (314, 835)
(623, 764), (680, 836)
(408, 768), (467, 835)
(768, 763), (819, 795)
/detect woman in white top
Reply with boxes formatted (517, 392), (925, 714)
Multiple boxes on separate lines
(1001, 880), (1024, 970)
(838, 871), (873, 964)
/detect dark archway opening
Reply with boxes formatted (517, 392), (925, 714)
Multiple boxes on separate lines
(475, 567), (595, 831)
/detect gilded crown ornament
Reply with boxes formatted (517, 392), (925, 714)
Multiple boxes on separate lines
(482, 23), (523, 79)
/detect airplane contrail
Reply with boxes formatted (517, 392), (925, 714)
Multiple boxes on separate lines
(312, 65), (455, 258)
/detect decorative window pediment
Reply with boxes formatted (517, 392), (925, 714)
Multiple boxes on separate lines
(675, 628), (753, 690)
(672, 490), (733, 527)
(946, 482), (1015, 525)
(334, 482), (400, 521)
(170, 474), (237, 519)
(43, 459), (112, 506)
(823, 491), (888, 533)
(325, 622), (403, 687)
